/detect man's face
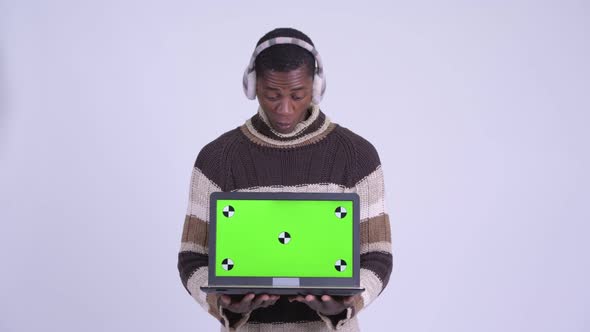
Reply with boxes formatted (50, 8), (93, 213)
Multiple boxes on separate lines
(256, 66), (314, 134)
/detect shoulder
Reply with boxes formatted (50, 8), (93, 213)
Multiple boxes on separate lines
(335, 125), (380, 167)
(332, 125), (382, 171)
(191, 128), (242, 190)
(194, 128), (242, 168)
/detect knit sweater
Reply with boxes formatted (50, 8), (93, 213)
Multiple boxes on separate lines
(178, 104), (393, 331)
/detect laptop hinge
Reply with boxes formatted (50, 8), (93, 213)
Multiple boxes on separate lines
(273, 278), (300, 287)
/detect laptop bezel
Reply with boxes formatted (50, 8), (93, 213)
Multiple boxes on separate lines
(207, 191), (360, 288)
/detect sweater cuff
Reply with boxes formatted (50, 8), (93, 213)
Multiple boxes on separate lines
(317, 306), (354, 330)
(218, 303), (252, 331)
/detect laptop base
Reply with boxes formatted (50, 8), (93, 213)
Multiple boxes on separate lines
(200, 286), (364, 296)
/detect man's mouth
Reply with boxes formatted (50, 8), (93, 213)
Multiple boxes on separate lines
(275, 122), (292, 131)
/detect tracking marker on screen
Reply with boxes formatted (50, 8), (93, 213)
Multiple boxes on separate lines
(335, 206), (347, 219)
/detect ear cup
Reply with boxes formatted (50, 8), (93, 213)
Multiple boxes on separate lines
(312, 73), (325, 104)
(243, 68), (257, 100)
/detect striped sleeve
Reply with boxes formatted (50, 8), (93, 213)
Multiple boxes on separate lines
(355, 165), (393, 311)
(353, 137), (393, 314)
(177, 165), (224, 323)
(319, 135), (393, 330)
(177, 138), (251, 330)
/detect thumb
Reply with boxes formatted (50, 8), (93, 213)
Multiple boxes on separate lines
(219, 295), (231, 306)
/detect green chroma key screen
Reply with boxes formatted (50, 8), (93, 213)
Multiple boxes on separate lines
(215, 199), (354, 278)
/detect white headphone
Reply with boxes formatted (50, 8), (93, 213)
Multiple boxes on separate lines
(242, 36), (326, 105)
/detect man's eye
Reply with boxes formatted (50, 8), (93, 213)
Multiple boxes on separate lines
(292, 94), (304, 101)
(265, 94), (280, 101)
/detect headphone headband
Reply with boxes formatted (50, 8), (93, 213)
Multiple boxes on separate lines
(245, 37), (324, 76)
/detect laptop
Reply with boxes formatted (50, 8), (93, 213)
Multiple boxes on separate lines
(200, 191), (364, 296)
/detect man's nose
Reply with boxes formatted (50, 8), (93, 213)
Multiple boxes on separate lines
(276, 98), (292, 114)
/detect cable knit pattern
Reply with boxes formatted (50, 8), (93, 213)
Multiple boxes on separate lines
(178, 107), (393, 331)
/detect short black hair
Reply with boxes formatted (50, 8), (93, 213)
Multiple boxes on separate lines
(254, 28), (316, 79)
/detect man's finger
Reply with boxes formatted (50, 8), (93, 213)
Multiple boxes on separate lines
(289, 295), (305, 303)
(342, 296), (355, 306)
(321, 295), (332, 302)
(253, 294), (270, 307)
(303, 295), (323, 311)
(239, 293), (256, 306)
(259, 298), (277, 308)
(220, 295), (231, 306)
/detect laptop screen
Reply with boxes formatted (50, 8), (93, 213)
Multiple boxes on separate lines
(208, 192), (360, 287)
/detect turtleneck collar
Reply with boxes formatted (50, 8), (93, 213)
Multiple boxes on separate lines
(240, 104), (336, 149)
(257, 104), (321, 138)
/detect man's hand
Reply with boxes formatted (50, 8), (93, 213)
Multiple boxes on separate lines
(288, 294), (359, 316)
(218, 293), (280, 314)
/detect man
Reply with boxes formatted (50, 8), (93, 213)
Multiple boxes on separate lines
(178, 27), (392, 331)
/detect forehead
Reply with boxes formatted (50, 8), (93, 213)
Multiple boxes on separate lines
(258, 67), (313, 90)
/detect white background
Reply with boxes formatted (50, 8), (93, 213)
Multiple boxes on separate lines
(1, 1), (588, 331)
